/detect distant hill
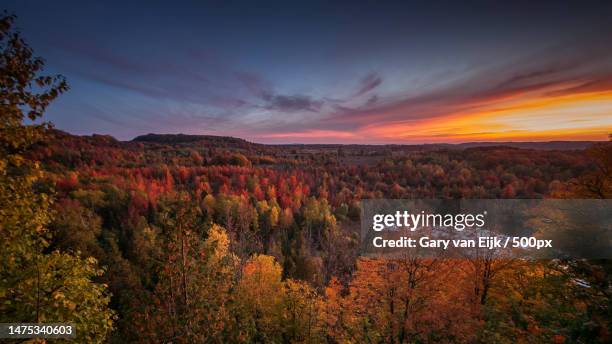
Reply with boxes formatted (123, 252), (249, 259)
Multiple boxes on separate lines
(132, 133), (256, 149)
(62, 132), (597, 151)
(271, 141), (597, 151)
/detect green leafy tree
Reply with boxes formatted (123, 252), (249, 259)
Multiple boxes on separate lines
(0, 13), (114, 342)
(281, 279), (324, 343)
(138, 193), (238, 343)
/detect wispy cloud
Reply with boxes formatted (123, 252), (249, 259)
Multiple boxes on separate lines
(353, 73), (383, 97)
(261, 92), (324, 112)
(48, 25), (612, 143)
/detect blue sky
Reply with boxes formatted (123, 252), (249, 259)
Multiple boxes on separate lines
(4, 1), (612, 142)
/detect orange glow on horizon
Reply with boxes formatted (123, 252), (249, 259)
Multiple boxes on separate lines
(254, 89), (612, 143)
(359, 90), (612, 143)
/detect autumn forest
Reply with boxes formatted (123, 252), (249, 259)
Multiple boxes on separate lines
(2, 11), (612, 344)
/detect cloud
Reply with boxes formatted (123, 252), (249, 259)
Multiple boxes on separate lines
(234, 71), (273, 98)
(322, 36), (612, 131)
(261, 92), (324, 112)
(48, 26), (612, 143)
(492, 62), (580, 90)
(353, 73), (383, 97)
(365, 95), (379, 106)
(55, 40), (265, 111)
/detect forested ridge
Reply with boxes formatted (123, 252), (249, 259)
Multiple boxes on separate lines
(2, 12), (611, 344)
(25, 128), (611, 343)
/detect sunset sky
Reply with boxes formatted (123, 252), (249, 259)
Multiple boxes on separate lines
(5, 1), (612, 143)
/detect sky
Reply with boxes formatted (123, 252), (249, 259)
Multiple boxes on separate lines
(4, 0), (612, 143)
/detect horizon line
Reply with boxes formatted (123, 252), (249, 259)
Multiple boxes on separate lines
(53, 129), (610, 146)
